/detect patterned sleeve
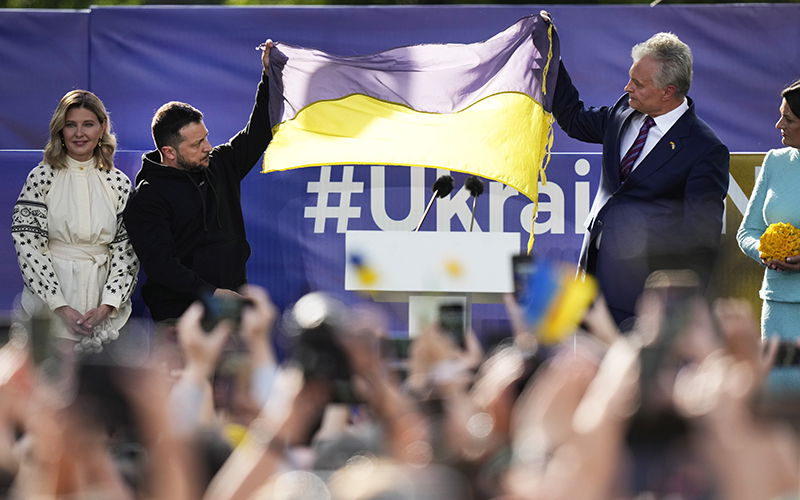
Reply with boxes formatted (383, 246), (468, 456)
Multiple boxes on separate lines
(101, 168), (140, 311)
(10, 165), (69, 311)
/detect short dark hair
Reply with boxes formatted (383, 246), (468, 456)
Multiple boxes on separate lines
(782, 79), (800, 119)
(151, 101), (203, 152)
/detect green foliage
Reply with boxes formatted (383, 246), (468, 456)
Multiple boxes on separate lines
(0, 0), (796, 8)
(1, 0), (141, 8)
(225, 0), (328, 5)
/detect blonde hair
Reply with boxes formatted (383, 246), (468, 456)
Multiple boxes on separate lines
(43, 90), (117, 171)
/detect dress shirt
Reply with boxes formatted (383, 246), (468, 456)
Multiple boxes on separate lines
(590, 98), (690, 250)
(619, 98), (689, 173)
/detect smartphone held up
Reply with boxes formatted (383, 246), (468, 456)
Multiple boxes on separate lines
(200, 291), (253, 332)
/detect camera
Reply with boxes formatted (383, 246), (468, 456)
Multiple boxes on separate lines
(200, 291), (253, 332)
(286, 292), (358, 404)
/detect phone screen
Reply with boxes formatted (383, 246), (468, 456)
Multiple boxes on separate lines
(384, 337), (412, 360)
(512, 254), (535, 302)
(755, 342), (800, 420)
(381, 337), (412, 381)
(774, 342), (800, 367)
(438, 303), (465, 348)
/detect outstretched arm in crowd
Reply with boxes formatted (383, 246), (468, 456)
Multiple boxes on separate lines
(503, 336), (639, 500)
(239, 285), (280, 410)
(338, 318), (431, 463)
(203, 367), (323, 500)
(673, 299), (799, 500)
(169, 301), (234, 434)
(0, 341), (30, 487)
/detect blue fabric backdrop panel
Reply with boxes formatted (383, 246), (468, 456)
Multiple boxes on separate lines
(550, 3), (800, 153)
(0, 148), (761, 339)
(2, 5), (799, 152)
(83, 5), (800, 155)
(2, 4), (799, 336)
(0, 4), (800, 152)
(88, 5), (546, 152)
(0, 10), (89, 149)
(0, 149), (594, 326)
(2, 151), (50, 311)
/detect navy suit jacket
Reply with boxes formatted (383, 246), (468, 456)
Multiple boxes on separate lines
(553, 62), (730, 325)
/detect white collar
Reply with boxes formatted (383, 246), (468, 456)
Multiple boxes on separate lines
(651, 98), (689, 134)
(65, 155), (96, 171)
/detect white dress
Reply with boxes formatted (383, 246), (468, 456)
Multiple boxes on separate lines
(11, 156), (139, 344)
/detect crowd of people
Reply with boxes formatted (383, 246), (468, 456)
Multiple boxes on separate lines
(5, 15), (800, 500)
(2, 282), (800, 500)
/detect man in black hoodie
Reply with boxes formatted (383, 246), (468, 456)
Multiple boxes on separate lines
(124, 41), (273, 323)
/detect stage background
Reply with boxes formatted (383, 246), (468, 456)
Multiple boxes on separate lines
(2, 4), (797, 338)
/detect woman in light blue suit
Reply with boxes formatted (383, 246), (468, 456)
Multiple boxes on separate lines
(738, 79), (800, 391)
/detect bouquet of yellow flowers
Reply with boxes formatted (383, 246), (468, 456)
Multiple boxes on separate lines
(760, 222), (800, 261)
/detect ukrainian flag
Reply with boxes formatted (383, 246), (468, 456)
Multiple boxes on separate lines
(264, 14), (559, 247)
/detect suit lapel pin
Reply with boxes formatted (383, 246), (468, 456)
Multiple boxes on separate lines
(670, 141), (675, 150)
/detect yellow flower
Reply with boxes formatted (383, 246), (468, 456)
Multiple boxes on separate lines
(760, 222), (800, 261)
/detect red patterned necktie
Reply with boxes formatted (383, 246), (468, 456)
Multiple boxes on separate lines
(620, 116), (655, 182)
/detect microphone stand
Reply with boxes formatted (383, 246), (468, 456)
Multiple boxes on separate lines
(414, 175), (454, 232)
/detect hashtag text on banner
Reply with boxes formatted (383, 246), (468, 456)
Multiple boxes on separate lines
(305, 166), (364, 233)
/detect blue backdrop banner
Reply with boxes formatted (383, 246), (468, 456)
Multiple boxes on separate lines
(1, 5), (795, 337)
(2, 5), (798, 152)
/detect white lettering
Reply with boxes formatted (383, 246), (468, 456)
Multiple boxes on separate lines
(489, 182), (519, 232)
(370, 166), (425, 231)
(304, 166), (363, 233)
(574, 159), (592, 235)
(519, 182), (565, 234)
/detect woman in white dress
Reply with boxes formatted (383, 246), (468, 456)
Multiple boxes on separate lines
(11, 90), (139, 353)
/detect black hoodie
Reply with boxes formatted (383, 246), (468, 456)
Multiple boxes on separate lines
(124, 73), (271, 322)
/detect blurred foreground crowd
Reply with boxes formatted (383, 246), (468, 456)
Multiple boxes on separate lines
(1, 279), (799, 500)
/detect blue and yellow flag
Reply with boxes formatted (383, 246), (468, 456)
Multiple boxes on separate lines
(264, 14), (559, 249)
